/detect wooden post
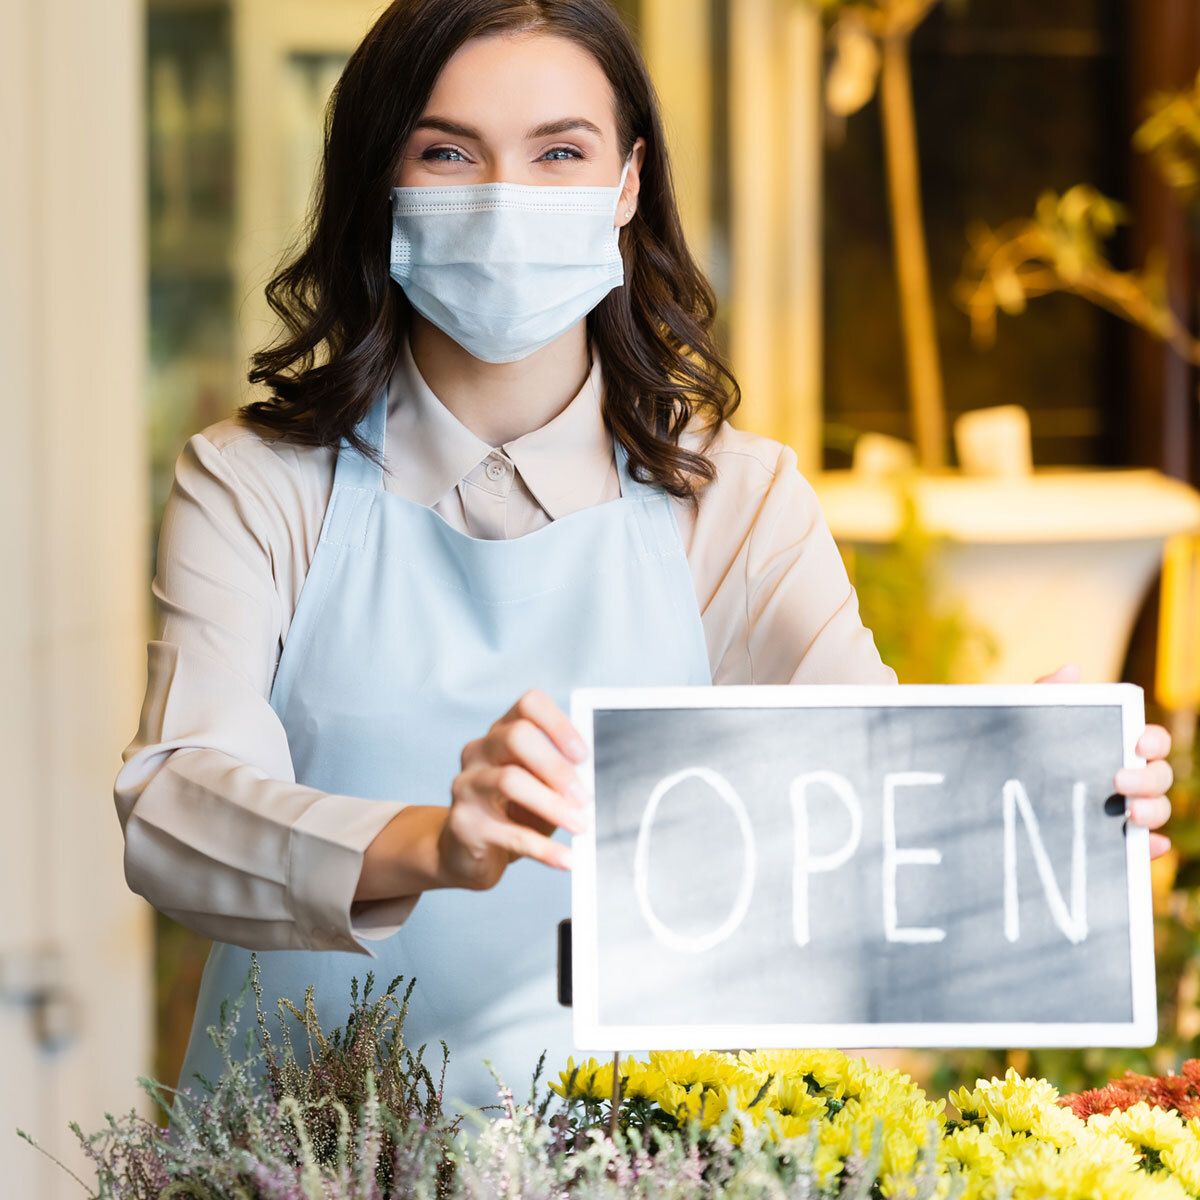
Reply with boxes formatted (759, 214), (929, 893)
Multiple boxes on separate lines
(879, 27), (947, 469)
(609, 1049), (623, 1138)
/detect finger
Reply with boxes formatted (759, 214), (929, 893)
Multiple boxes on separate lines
(509, 806), (557, 837)
(505, 689), (588, 764)
(1034, 663), (1081, 684)
(1129, 796), (1172, 830)
(1136, 724), (1172, 761)
(494, 818), (573, 871)
(1149, 832), (1172, 860)
(487, 763), (589, 834)
(460, 735), (487, 769)
(490, 717), (588, 808)
(1115, 760), (1174, 798)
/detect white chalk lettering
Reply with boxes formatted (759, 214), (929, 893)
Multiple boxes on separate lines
(634, 766), (757, 953)
(882, 772), (947, 943)
(1003, 779), (1088, 944)
(790, 771), (864, 946)
(630, 766), (1092, 954)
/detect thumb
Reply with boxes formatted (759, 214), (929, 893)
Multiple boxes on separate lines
(1035, 662), (1082, 684)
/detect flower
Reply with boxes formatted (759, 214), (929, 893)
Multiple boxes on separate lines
(1088, 1101), (1191, 1167)
(737, 1047), (852, 1101)
(548, 1055), (625, 1103)
(951, 1066), (1084, 1148)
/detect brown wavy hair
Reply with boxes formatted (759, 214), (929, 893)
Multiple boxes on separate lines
(239, 0), (740, 504)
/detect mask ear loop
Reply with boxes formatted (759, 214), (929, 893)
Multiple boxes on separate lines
(614, 152), (635, 226)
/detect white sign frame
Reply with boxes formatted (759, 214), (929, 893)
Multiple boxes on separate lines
(568, 682), (1156, 1051)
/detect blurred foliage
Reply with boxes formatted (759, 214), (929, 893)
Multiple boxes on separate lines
(956, 72), (1200, 369)
(803, 0), (949, 121)
(957, 185), (1200, 367)
(1136, 68), (1200, 229)
(836, 477), (998, 685)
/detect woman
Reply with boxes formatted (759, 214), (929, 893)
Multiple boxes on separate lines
(114, 0), (1175, 1114)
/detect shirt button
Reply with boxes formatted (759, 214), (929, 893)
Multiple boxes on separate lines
(486, 458), (508, 481)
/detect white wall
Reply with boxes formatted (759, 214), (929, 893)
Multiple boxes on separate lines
(0, 0), (153, 1195)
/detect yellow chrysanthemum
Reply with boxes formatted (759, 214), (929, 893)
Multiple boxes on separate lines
(644, 1051), (768, 1128)
(737, 1048), (853, 1100)
(811, 1141), (847, 1189)
(953, 1167), (1000, 1200)
(951, 1067), (1062, 1116)
(660, 1080), (764, 1146)
(997, 1124), (1193, 1200)
(549, 1048), (1200, 1200)
(646, 1050), (739, 1091)
(1088, 1101), (1190, 1161)
(949, 1067), (1083, 1148)
(878, 1124), (923, 1181)
(812, 1105), (863, 1188)
(766, 1076), (828, 1122)
(760, 1110), (819, 1141)
(942, 1124), (1006, 1176)
(664, 1082), (728, 1128)
(1161, 1136), (1200, 1193)
(549, 1055), (625, 1103)
(620, 1060), (670, 1104)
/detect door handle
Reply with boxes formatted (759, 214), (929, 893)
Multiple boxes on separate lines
(0, 944), (81, 1053)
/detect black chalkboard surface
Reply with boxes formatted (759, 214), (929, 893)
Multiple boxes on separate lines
(568, 684), (1155, 1050)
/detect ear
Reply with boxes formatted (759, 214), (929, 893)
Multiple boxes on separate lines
(616, 136), (646, 228)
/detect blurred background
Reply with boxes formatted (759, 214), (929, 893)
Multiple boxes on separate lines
(4, 0), (1200, 1195)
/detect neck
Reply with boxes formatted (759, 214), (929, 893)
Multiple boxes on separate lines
(407, 315), (591, 446)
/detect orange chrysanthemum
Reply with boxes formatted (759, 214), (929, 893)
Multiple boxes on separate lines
(1060, 1060), (1200, 1120)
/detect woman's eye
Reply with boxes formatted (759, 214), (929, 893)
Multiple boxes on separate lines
(422, 146), (468, 162)
(541, 146), (584, 161)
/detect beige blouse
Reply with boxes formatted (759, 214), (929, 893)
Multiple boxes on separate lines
(114, 334), (896, 958)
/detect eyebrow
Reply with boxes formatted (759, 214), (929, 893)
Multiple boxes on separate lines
(412, 115), (605, 141)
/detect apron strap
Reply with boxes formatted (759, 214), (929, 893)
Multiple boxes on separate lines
(612, 430), (657, 500)
(332, 381), (389, 492)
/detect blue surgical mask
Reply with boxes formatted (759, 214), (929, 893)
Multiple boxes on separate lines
(388, 154), (634, 363)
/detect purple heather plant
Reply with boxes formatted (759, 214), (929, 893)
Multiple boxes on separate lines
(14, 957), (913, 1199)
(18, 954), (461, 1199)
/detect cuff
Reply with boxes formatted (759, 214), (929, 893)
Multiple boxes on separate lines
(287, 793), (411, 956)
(350, 893), (421, 941)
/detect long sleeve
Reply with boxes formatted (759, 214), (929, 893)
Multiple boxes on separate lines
(743, 443), (895, 684)
(114, 428), (418, 957)
(678, 425), (897, 687)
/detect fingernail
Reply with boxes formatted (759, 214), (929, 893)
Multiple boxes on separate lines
(569, 781), (588, 806)
(569, 736), (587, 762)
(562, 807), (588, 834)
(1114, 768), (1136, 792)
(559, 846), (574, 870)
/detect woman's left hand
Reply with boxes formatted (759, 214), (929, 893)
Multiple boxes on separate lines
(1036, 662), (1173, 859)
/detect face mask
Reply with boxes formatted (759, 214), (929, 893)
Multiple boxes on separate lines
(389, 153), (634, 363)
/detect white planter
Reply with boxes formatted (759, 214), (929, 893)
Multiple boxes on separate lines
(812, 468), (1200, 684)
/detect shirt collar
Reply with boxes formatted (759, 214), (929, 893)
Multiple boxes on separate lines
(386, 334), (615, 518)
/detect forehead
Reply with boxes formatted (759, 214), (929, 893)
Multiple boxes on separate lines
(421, 30), (617, 138)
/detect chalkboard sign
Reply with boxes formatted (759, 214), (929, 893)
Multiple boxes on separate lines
(568, 684), (1155, 1050)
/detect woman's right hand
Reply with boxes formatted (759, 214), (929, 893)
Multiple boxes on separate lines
(439, 689), (591, 890)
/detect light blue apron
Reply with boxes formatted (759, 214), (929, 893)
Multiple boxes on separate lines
(174, 370), (712, 1116)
